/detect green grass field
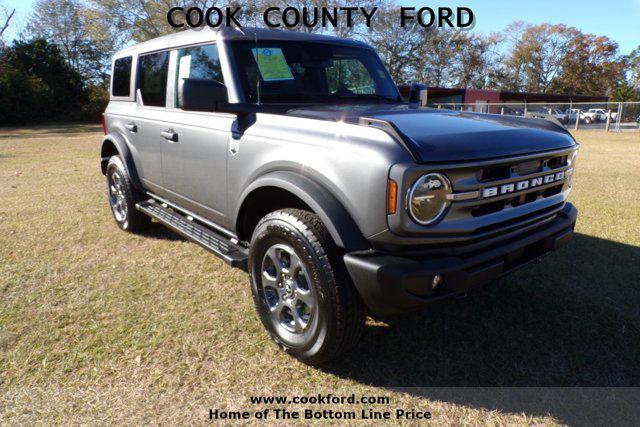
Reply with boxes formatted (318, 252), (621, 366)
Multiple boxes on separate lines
(1, 126), (639, 424)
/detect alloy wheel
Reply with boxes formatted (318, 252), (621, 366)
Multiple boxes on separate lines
(261, 244), (315, 334)
(108, 170), (127, 222)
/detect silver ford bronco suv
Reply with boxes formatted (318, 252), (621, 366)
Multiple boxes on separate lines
(101, 27), (578, 365)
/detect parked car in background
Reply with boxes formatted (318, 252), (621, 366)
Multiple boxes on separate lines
(524, 107), (566, 126)
(566, 108), (596, 124)
(551, 108), (568, 124)
(588, 108), (618, 122)
(503, 107), (524, 116)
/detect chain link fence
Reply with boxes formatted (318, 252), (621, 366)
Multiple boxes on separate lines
(428, 101), (640, 132)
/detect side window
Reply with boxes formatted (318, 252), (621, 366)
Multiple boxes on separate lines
(326, 58), (376, 95)
(138, 51), (169, 107)
(175, 44), (225, 108)
(112, 56), (132, 97)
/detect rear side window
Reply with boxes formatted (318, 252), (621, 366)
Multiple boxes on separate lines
(138, 51), (169, 107)
(112, 56), (132, 97)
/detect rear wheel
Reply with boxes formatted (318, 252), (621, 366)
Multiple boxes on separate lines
(105, 156), (151, 232)
(249, 209), (365, 365)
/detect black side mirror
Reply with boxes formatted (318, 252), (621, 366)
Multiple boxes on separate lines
(409, 83), (427, 106)
(178, 78), (228, 112)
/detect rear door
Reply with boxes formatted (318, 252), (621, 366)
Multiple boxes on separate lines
(131, 50), (171, 194)
(160, 43), (233, 226)
(107, 55), (164, 188)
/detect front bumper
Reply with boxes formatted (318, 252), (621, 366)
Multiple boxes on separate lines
(344, 203), (577, 316)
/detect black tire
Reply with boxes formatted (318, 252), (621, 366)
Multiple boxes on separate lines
(249, 209), (365, 365)
(105, 156), (151, 232)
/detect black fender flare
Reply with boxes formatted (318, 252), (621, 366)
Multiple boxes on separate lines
(100, 133), (144, 192)
(235, 171), (369, 250)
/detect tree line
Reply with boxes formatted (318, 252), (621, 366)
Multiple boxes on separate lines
(1, 0), (639, 125)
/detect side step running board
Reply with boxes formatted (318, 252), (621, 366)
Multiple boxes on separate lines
(136, 200), (248, 271)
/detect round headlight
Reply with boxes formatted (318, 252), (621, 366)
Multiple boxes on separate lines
(408, 173), (451, 225)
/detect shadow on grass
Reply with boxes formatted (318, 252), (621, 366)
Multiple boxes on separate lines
(324, 233), (640, 423)
(138, 222), (186, 242)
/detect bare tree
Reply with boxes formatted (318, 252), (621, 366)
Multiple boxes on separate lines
(87, 0), (261, 42)
(330, 0), (387, 39)
(365, 7), (422, 84)
(498, 23), (570, 93)
(629, 45), (640, 92)
(413, 29), (458, 86)
(497, 21), (528, 91)
(0, 5), (15, 47)
(256, 0), (330, 33)
(26, 0), (115, 82)
(176, 0), (387, 39)
(442, 31), (502, 89)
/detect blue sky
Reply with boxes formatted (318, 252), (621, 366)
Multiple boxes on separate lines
(3, 0), (639, 54)
(404, 0), (640, 54)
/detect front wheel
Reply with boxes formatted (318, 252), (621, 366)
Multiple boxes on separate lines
(249, 209), (365, 365)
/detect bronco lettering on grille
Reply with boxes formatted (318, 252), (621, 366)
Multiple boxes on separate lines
(481, 169), (571, 199)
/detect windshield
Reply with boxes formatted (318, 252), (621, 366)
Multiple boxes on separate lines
(229, 40), (400, 104)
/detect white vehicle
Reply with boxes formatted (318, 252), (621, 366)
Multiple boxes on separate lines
(588, 108), (618, 121)
(551, 108), (568, 124)
(565, 109), (596, 124)
(526, 108), (567, 125)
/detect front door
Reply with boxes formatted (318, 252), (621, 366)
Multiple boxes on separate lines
(160, 43), (232, 226)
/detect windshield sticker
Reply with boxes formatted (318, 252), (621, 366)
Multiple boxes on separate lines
(251, 48), (294, 81)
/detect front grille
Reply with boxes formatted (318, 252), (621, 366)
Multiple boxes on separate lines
(547, 155), (568, 169)
(471, 181), (565, 218)
(448, 149), (575, 224)
(399, 147), (578, 243)
(470, 153), (571, 217)
(479, 154), (568, 183)
(474, 202), (563, 235)
(481, 165), (511, 181)
(472, 199), (505, 217)
(515, 159), (541, 175)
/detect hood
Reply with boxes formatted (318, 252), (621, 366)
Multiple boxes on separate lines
(286, 104), (577, 162)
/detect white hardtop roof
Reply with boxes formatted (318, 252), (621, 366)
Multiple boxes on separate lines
(113, 27), (369, 58)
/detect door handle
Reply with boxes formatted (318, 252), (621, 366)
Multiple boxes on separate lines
(161, 130), (178, 142)
(124, 122), (137, 132)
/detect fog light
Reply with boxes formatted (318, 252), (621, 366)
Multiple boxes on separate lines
(432, 274), (444, 290)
